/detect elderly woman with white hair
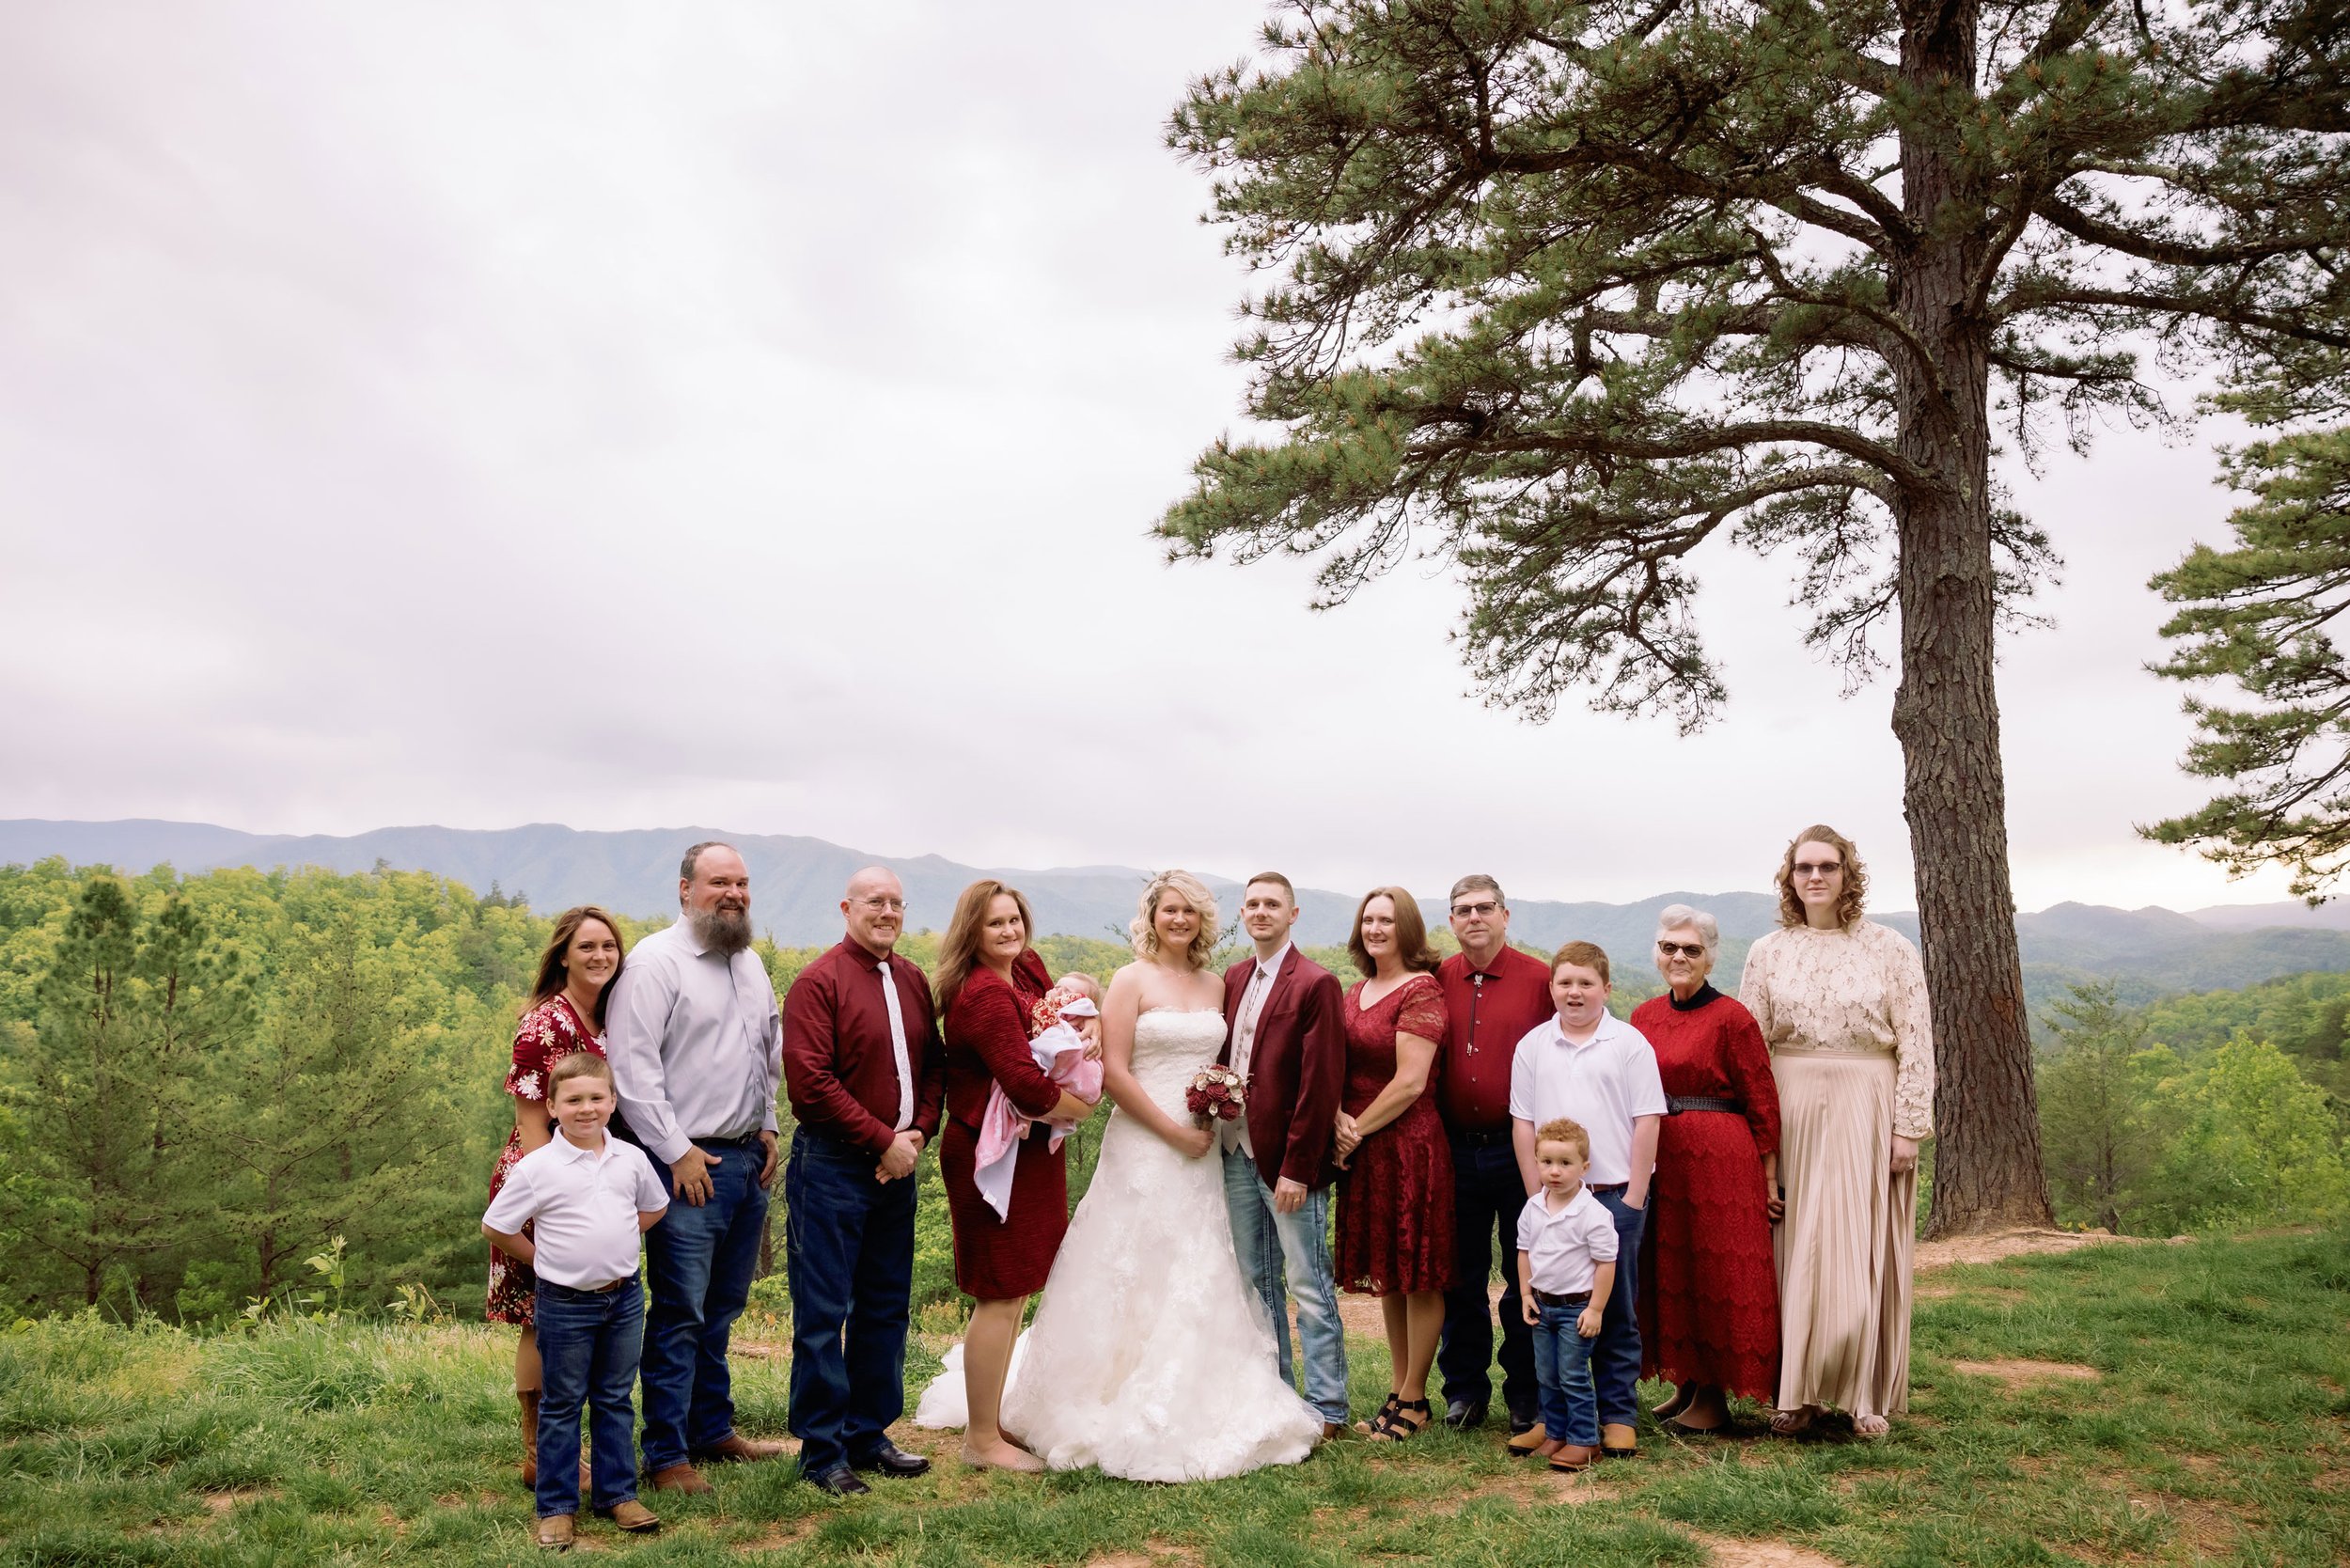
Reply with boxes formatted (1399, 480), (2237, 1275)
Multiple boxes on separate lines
(1626, 904), (1783, 1435)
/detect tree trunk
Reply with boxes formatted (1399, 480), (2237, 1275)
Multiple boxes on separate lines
(1891, 1), (2054, 1237)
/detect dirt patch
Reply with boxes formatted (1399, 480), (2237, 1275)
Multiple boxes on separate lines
(1083, 1543), (1203, 1568)
(731, 1340), (790, 1361)
(1689, 1530), (1845, 1567)
(1950, 1358), (2101, 1389)
(1914, 1228), (2135, 1271)
(2126, 1491), (2242, 1559)
(199, 1489), (277, 1515)
(734, 1519), (819, 1554)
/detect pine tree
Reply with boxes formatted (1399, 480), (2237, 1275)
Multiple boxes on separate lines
(2148, 420), (2350, 897)
(0, 879), (233, 1309)
(1162, 0), (2350, 1232)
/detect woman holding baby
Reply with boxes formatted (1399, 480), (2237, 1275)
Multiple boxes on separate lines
(934, 879), (1100, 1471)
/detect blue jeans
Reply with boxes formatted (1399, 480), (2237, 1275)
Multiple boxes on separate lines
(1590, 1186), (1648, 1428)
(535, 1277), (645, 1518)
(639, 1135), (771, 1473)
(1529, 1299), (1599, 1446)
(785, 1130), (916, 1476)
(1437, 1137), (1537, 1420)
(1221, 1146), (1349, 1425)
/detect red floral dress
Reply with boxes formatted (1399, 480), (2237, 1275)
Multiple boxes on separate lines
(1630, 984), (1782, 1401)
(484, 995), (604, 1325)
(1335, 974), (1455, 1296)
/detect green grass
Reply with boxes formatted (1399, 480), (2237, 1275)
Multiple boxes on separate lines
(2, 1231), (2345, 1567)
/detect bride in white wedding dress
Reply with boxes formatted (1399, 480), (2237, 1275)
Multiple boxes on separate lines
(920, 871), (1323, 1482)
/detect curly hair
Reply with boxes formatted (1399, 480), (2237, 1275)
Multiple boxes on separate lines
(1774, 824), (1870, 930)
(1130, 870), (1219, 969)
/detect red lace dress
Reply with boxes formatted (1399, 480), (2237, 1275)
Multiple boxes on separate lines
(1630, 984), (1781, 1400)
(484, 995), (604, 1324)
(1334, 975), (1455, 1296)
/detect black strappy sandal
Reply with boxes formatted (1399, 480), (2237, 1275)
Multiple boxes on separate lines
(1352, 1391), (1402, 1437)
(1365, 1398), (1433, 1442)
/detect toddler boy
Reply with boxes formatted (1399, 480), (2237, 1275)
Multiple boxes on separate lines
(484, 1051), (669, 1551)
(1514, 1117), (1619, 1471)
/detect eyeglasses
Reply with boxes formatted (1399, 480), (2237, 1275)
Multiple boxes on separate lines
(854, 897), (906, 912)
(1450, 902), (1501, 918)
(1792, 861), (1842, 878)
(1656, 941), (1706, 960)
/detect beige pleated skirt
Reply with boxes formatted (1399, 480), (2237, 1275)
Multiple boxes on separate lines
(1771, 1049), (1915, 1416)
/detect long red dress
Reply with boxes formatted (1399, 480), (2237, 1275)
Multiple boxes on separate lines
(1335, 975), (1455, 1296)
(484, 994), (604, 1324)
(1630, 983), (1782, 1401)
(939, 951), (1067, 1300)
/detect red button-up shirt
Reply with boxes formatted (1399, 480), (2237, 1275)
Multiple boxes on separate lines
(1435, 943), (1555, 1135)
(782, 939), (946, 1156)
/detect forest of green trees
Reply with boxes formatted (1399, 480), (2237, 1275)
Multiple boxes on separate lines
(1, 859), (2342, 1326)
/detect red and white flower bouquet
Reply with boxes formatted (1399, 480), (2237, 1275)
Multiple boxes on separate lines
(1185, 1063), (1246, 1128)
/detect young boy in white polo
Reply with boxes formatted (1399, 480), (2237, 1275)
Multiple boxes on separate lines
(483, 1052), (669, 1551)
(1507, 941), (1666, 1459)
(1514, 1117), (1617, 1472)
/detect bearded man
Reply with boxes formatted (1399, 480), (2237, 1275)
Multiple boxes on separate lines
(605, 840), (788, 1494)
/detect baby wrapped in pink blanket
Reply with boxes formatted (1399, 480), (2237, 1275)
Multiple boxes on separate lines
(973, 974), (1105, 1221)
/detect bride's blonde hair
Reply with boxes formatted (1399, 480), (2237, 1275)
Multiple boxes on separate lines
(1129, 870), (1219, 970)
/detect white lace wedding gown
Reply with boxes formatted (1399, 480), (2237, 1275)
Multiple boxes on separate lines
(917, 1009), (1323, 1482)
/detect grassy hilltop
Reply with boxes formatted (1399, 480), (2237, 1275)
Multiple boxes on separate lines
(2, 1230), (2344, 1568)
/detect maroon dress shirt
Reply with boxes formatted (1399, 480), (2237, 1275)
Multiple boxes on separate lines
(1434, 944), (1555, 1135)
(782, 939), (946, 1157)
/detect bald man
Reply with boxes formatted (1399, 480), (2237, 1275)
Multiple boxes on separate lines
(780, 868), (945, 1494)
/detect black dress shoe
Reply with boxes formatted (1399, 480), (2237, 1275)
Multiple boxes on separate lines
(1507, 1406), (1541, 1436)
(849, 1441), (932, 1478)
(807, 1465), (871, 1497)
(1443, 1400), (1489, 1432)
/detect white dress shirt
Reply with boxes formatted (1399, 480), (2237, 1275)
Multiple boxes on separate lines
(1222, 942), (1292, 1156)
(1515, 1184), (1619, 1295)
(603, 920), (783, 1166)
(483, 1130), (668, 1290)
(1507, 1011), (1668, 1185)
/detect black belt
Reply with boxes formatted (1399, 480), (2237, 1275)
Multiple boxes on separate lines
(1668, 1095), (1744, 1116)
(1533, 1289), (1591, 1309)
(694, 1133), (764, 1149)
(540, 1278), (631, 1301)
(1449, 1127), (1513, 1149)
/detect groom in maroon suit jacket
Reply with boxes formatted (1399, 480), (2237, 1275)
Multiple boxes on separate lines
(1217, 871), (1352, 1437)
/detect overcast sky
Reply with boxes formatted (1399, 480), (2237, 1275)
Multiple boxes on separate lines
(0, 2), (2302, 915)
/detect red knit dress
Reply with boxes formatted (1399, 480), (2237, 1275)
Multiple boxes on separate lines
(939, 952), (1067, 1300)
(484, 995), (604, 1324)
(1334, 975), (1455, 1296)
(1630, 984), (1782, 1401)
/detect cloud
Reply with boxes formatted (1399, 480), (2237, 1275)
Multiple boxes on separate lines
(0, 0), (2290, 916)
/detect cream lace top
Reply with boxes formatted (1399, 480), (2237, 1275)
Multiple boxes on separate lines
(1738, 919), (1935, 1141)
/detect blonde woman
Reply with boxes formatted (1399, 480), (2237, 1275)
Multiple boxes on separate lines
(1739, 826), (1934, 1439)
(996, 870), (1323, 1482)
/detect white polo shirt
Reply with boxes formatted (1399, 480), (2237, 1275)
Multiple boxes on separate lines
(482, 1130), (668, 1291)
(1515, 1185), (1619, 1294)
(1507, 1011), (1668, 1185)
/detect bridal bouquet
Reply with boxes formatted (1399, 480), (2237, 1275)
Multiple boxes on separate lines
(1186, 1063), (1246, 1127)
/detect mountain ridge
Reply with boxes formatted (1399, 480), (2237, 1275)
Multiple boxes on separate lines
(5, 819), (2346, 1003)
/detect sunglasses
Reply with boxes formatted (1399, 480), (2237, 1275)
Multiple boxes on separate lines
(1793, 860), (1843, 877)
(1655, 941), (1706, 960)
